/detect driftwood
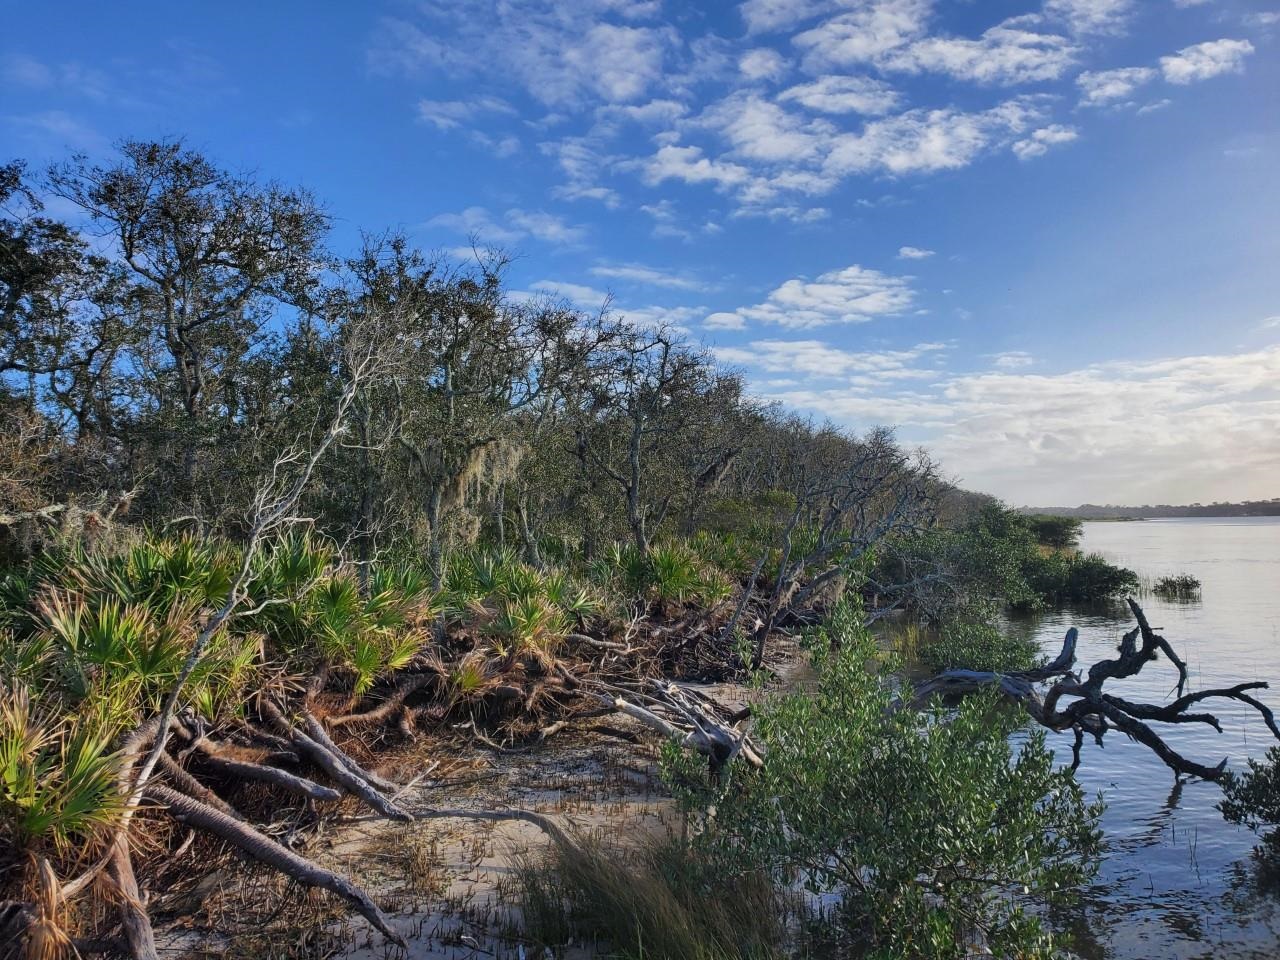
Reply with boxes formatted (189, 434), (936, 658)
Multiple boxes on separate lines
(597, 679), (763, 770)
(915, 600), (1280, 779)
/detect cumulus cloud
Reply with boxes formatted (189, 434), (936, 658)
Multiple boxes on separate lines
(883, 22), (1079, 85)
(822, 98), (1046, 178)
(1076, 66), (1156, 106)
(739, 47), (789, 81)
(777, 75), (902, 115)
(1012, 124), (1079, 160)
(702, 92), (835, 164)
(794, 0), (932, 69)
(371, 4), (676, 108)
(716, 338), (947, 381)
(990, 350), (1035, 369)
(708, 264), (916, 329)
(1043, 0), (1135, 35)
(897, 245), (935, 259)
(1160, 39), (1254, 84)
(740, 0), (834, 34)
(514, 279), (703, 333)
(643, 144), (753, 189)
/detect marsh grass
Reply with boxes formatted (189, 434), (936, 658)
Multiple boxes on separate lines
(1150, 573), (1202, 602)
(513, 831), (787, 960)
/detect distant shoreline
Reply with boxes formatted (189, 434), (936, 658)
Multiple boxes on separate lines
(1018, 502), (1280, 521)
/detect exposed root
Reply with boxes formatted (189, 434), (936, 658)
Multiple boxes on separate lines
(145, 784), (406, 947)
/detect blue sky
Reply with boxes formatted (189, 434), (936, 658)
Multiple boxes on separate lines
(3, 0), (1278, 505)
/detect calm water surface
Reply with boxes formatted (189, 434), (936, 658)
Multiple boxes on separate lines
(1009, 517), (1280, 959)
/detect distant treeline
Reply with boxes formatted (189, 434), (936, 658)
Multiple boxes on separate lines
(1019, 500), (1280, 519)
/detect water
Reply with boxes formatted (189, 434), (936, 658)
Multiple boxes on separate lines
(1008, 517), (1280, 959)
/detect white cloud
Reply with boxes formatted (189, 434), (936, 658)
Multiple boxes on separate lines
(417, 96), (514, 130)
(6, 110), (105, 150)
(589, 262), (713, 291)
(2, 54), (54, 88)
(794, 1), (932, 69)
(540, 136), (622, 207)
(740, 0), (834, 34)
(777, 75), (902, 115)
(884, 22), (1079, 85)
(716, 338), (947, 381)
(1263, 316), (1280, 329)
(709, 263), (916, 329)
(427, 206), (585, 246)
(702, 92), (835, 164)
(516, 280), (702, 333)
(897, 245), (935, 259)
(1160, 38), (1254, 84)
(823, 98), (1045, 178)
(739, 47), (789, 81)
(704, 311), (748, 330)
(1044, 0), (1135, 35)
(751, 344), (1280, 504)
(1012, 124), (1079, 160)
(990, 350), (1035, 369)
(1076, 66), (1156, 106)
(520, 280), (612, 307)
(731, 204), (831, 222)
(643, 144), (753, 189)
(371, 6), (676, 109)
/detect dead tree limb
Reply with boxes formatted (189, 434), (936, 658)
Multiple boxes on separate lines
(915, 602), (1280, 781)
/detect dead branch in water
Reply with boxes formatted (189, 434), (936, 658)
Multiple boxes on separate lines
(914, 599), (1280, 779)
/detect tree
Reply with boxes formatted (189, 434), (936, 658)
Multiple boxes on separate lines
(47, 140), (328, 517)
(572, 326), (726, 555)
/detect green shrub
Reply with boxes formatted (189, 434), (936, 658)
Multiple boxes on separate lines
(920, 619), (1040, 673)
(879, 505), (1139, 616)
(1220, 746), (1280, 869)
(1022, 551), (1139, 607)
(665, 601), (1103, 959)
(1023, 514), (1083, 550)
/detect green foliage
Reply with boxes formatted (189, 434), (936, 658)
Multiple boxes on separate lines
(0, 684), (123, 856)
(1, 539), (259, 730)
(488, 594), (571, 658)
(592, 540), (733, 608)
(664, 601), (1104, 959)
(1023, 550), (1140, 606)
(919, 618), (1041, 674)
(247, 538), (435, 696)
(1220, 746), (1280, 869)
(881, 504), (1138, 616)
(1023, 514), (1083, 550)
